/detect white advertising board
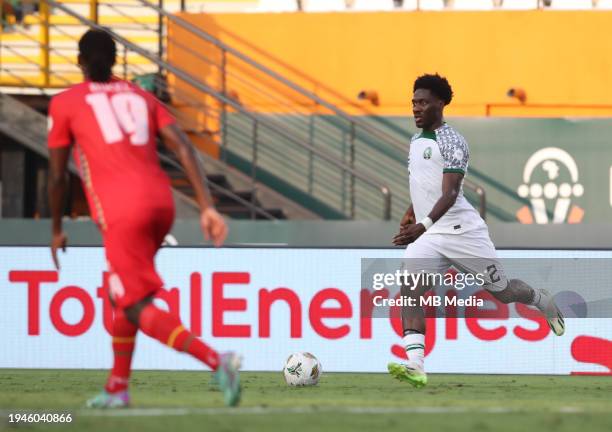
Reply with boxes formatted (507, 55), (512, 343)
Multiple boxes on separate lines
(1, 247), (610, 375)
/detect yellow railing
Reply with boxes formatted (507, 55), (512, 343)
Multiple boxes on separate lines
(40, 1), (50, 87)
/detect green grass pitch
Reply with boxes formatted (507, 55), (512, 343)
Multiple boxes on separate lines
(0, 370), (611, 431)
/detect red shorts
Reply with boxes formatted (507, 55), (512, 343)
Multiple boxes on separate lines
(103, 205), (174, 308)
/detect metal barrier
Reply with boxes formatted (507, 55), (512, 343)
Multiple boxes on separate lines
(0, 1), (278, 220)
(0, 0), (491, 220)
(2, 0), (393, 220)
(141, 0), (490, 220)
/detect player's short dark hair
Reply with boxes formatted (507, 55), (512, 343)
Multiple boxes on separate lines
(78, 29), (116, 83)
(413, 74), (453, 105)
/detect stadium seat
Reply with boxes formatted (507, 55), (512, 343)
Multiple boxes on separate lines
(453, 0), (495, 9)
(417, 0), (445, 10)
(548, 0), (594, 8)
(351, 0), (396, 11)
(257, 0), (299, 12)
(304, 0), (347, 12)
(500, 0), (539, 8)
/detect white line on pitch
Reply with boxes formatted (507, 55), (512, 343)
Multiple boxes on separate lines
(76, 406), (586, 417)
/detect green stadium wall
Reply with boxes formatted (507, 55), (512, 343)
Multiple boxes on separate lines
(223, 116), (612, 224)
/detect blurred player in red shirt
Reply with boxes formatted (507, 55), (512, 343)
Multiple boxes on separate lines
(47, 30), (241, 408)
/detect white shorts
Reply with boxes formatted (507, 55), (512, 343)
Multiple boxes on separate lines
(403, 226), (508, 292)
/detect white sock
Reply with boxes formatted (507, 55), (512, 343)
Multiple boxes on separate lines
(403, 333), (425, 366)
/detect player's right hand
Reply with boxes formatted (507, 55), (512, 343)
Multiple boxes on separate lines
(200, 207), (228, 247)
(51, 231), (67, 270)
(400, 207), (416, 227)
(392, 223), (426, 246)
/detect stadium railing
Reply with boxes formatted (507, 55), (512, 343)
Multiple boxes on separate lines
(0, 2), (281, 220)
(143, 0), (491, 220)
(34, 0), (394, 220)
(0, 0), (486, 220)
(139, 0), (400, 220)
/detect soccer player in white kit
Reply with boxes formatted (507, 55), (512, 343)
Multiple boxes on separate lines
(387, 74), (565, 388)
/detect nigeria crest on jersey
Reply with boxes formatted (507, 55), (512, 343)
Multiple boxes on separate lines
(423, 147), (432, 160)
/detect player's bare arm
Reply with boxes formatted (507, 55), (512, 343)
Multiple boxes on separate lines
(392, 204), (415, 244)
(425, 171), (463, 224)
(400, 204), (415, 226)
(159, 123), (228, 246)
(48, 146), (71, 269)
(393, 172), (462, 246)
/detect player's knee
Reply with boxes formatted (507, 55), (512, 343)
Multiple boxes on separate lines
(124, 296), (154, 326)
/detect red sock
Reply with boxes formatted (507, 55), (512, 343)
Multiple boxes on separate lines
(139, 303), (220, 370)
(105, 308), (137, 394)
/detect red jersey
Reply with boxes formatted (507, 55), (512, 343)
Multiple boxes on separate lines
(48, 79), (175, 230)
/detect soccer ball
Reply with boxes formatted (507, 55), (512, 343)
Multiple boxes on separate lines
(283, 352), (322, 386)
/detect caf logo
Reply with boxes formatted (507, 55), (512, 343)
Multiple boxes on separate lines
(423, 147), (432, 160)
(516, 147), (584, 224)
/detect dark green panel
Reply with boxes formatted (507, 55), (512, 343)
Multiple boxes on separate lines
(383, 117), (612, 224)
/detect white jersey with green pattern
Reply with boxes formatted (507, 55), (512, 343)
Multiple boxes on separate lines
(408, 123), (486, 235)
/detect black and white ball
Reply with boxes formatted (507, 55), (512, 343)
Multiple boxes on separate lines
(283, 352), (322, 386)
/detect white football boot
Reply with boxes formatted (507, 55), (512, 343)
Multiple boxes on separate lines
(537, 289), (565, 336)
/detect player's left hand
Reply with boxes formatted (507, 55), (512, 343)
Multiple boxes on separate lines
(392, 223), (426, 246)
(200, 207), (228, 247)
(50, 231), (67, 270)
